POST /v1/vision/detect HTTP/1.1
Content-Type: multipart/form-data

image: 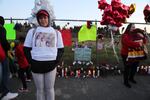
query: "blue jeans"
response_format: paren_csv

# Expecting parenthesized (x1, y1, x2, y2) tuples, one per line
(0, 57, 10, 97)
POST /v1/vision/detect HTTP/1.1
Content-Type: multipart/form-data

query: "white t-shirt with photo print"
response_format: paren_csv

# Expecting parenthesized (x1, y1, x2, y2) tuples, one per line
(24, 26, 64, 61)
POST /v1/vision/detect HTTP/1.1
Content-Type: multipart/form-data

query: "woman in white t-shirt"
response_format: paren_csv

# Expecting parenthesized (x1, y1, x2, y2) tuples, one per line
(24, 9, 64, 100)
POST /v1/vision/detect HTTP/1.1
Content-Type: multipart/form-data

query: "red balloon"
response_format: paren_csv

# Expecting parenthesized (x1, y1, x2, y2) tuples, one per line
(111, 0, 121, 3)
(98, 0, 134, 27)
(143, 4, 150, 16)
(103, 16, 113, 22)
(143, 4, 150, 22)
(116, 23, 122, 27)
(104, 5, 112, 12)
(114, 15, 123, 22)
(120, 4, 129, 15)
(112, 10, 120, 16)
(103, 5, 112, 16)
(109, 20, 116, 25)
(100, 19, 108, 25)
(98, 0, 109, 10)
(111, 1, 122, 10)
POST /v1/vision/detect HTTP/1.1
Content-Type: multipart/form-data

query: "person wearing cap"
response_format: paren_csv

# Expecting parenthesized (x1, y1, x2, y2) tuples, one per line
(121, 23, 147, 88)
(87, 21, 92, 29)
(0, 16, 18, 100)
(24, 9, 64, 100)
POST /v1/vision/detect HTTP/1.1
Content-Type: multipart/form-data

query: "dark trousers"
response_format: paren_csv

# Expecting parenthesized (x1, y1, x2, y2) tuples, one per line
(122, 55, 139, 83)
(18, 67, 31, 89)
(9, 58, 17, 75)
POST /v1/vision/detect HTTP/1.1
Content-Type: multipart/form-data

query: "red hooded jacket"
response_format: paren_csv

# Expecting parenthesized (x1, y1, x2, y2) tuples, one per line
(120, 32, 142, 56)
(15, 43, 29, 69)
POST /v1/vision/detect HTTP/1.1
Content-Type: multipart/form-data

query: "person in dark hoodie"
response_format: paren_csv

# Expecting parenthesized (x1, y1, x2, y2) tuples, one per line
(24, 9, 64, 100)
(0, 16, 18, 100)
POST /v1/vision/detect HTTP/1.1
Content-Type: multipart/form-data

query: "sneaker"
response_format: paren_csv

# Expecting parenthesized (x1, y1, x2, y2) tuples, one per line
(1, 92, 18, 100)
(18, 88, 29, 93)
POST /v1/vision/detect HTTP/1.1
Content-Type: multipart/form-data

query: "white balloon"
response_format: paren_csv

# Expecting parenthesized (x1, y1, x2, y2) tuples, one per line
(29, 0, 55, 26)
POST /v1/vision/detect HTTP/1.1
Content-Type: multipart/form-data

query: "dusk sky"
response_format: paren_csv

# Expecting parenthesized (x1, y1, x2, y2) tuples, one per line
(0, 0, 150, 31)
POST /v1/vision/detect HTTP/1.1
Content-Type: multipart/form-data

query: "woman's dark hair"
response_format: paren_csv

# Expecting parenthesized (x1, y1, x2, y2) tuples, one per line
(124, 23, 134, 34)
(36, 9, 50, 26)
(132, 28, 144, 34)
(19, 36, 25, 43)
(0, 16, 5, 26)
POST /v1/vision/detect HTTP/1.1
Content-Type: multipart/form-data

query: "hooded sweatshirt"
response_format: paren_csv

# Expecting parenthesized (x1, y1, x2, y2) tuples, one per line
(0, 16, 10, 54)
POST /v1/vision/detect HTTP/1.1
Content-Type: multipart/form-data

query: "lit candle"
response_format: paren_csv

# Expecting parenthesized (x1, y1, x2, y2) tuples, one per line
(148, 66, 150, 75)
(93, 70, 95, 78)
(75, 70, 78, 78)
(144, 66, 148, 74)
(137, 66, 140, 72)
(88, 70, 92, 77)
(78, 70, 81, 78)
(118, 70, 121, 74)
(70, 71, 74, 77)
(65, 67, 68, 78)
(97, 69, 100, 77)
(62, 68, 64, 77)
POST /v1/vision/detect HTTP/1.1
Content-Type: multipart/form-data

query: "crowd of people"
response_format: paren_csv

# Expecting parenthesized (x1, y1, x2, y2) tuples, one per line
(0, 8, 149, 100)
(0, 16, 19, 100)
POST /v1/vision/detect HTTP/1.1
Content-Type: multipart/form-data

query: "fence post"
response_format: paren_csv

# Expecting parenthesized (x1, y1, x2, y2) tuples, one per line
(95, 20, 98, 67)
(10, 17, 13, 23)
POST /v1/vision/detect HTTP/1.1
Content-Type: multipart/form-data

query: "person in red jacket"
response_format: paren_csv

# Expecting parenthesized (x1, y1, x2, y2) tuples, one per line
(121, 23, 146, 88)
(0, 16, 18, 100)
(15, 36, 31, 92)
